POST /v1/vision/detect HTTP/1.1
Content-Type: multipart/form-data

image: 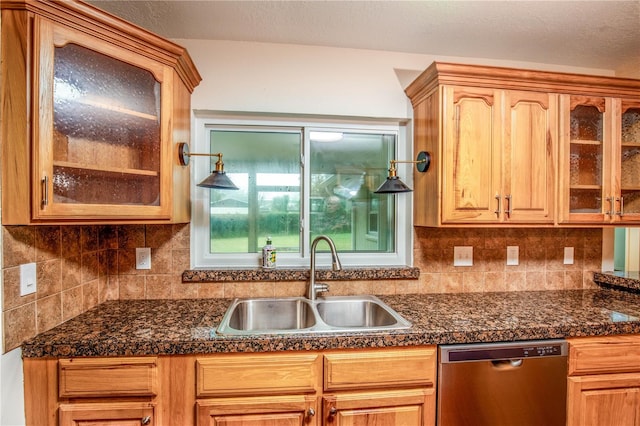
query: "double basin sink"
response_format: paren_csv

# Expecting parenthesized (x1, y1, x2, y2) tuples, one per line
(216, 295, 411, 335)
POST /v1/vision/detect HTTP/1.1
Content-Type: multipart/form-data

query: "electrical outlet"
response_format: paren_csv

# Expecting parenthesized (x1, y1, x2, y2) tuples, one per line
(564, 247, 574, 265)
(136, 247, 151, 270)
(454, 246, 473, 267)
(506, 246, 519, 266)
(20, 263, 37, 296)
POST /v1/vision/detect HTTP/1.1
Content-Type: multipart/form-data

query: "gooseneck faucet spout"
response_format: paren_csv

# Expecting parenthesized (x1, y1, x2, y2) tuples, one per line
(307, 235, 342, 301)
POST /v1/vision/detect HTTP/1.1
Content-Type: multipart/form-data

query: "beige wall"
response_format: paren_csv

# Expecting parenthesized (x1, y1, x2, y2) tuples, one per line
(1, 223, 601, 352)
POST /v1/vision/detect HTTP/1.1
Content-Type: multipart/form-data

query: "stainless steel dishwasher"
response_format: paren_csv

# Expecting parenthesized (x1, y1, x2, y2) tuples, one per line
(438, 339, 568, 426)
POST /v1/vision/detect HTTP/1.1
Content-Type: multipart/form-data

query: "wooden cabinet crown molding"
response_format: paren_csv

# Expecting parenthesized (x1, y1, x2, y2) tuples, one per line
(1, 0, 201, 92)
(406, 62, 640, 106)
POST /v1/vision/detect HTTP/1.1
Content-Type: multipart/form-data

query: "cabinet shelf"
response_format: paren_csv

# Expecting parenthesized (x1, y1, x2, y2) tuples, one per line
(570, 184, 602, 190)
(570, 139, 602, 145)
(54, 161, 159, 177)
(76, 98, 158, 121)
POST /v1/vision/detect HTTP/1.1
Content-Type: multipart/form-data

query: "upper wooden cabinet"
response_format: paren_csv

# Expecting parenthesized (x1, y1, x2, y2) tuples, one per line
(408, 68, 556, 226)
(558, 96, 640, 224)
(406, 62, 640, 227)
(1, 0, 201, 224)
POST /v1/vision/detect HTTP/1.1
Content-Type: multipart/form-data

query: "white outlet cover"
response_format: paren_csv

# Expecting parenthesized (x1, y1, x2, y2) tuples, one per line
(136, 247, 151, 270)
(564, 247, 574, 265)
(506, 246, 519, 266)
(454, 246, 473, 267)
(20, 262, 37, 296)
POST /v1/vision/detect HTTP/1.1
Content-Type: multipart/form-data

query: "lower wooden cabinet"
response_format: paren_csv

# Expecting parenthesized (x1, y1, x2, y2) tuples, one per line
(59, 402, 156, 426)
(322, 389, 434, 425)
(196, 395, 318, 426)
(23, 347, 436, 426)
(567, 335, 640, 426)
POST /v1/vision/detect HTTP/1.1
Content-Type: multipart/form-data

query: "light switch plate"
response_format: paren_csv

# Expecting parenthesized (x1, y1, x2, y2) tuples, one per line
(454, 246, 473, 267)
(564, 247, 574, 265)
(20, 262, 37, 296)
(136, 247, 151, 270)
(506, 246, 519, 266)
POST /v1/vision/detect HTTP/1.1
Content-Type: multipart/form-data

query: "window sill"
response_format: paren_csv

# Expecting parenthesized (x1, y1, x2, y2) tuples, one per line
(182, 267, 419, 283)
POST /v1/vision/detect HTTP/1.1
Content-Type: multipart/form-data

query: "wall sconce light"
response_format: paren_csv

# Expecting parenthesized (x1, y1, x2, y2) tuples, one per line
(178, 142, 239, 190)
(374, 151, 431, 194)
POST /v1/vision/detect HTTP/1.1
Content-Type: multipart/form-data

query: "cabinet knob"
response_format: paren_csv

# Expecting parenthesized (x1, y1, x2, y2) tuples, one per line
(141, 416, 151, 425)
(494, 194, 501, 216)
(329, 406, 338, 417)
(505, 194, 512, 216)
(307, 408, 315, 417)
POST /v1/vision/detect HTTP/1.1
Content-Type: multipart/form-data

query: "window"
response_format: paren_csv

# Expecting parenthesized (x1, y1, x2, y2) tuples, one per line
(191, 114, 412, 268)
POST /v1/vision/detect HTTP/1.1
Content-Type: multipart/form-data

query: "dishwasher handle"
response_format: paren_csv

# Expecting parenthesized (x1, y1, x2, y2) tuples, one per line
(491, 359, 523, 369)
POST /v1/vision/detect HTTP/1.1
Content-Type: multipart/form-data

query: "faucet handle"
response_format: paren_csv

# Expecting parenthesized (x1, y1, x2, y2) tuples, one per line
(315, 283, 330, 293)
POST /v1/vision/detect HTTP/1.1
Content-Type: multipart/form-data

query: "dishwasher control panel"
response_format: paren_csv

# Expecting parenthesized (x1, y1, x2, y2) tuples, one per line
(441, 339, 568, 363)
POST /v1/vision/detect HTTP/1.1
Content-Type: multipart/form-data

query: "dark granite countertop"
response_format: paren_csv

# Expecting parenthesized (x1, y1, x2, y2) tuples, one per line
(594, 271, 640, 293)
(22, 288, 640, 358)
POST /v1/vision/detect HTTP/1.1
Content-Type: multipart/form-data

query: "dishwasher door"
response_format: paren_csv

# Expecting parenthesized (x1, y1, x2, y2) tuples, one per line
(438, 340, 568, 426)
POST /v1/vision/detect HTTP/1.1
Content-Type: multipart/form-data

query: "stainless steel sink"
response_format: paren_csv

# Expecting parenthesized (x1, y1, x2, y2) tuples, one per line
(221, 298, 316, 333)
(315, 296, 401, 327)
(216, 295, 411, 335)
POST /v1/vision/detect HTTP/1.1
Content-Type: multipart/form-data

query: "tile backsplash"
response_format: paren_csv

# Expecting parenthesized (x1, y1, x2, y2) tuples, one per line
(1, 224, 601, 351)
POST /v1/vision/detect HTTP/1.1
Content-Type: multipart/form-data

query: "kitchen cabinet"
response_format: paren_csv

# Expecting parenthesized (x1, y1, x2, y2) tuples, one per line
(406, 64, 556, 226)
(24, 357, 160, 426)
(406, 62, 640, 227)
(59, 403, 156, 426)
(23, 347, 437, 426)
(567, 335, 640, 426)
(0, 0, 201, 224)
(558, 96, 640, 224)
(195, 353, 321, 426)
(321, 349, 436, 425)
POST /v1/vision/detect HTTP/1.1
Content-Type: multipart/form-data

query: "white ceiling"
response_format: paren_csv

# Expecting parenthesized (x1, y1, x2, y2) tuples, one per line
(87, 0, 640, 73)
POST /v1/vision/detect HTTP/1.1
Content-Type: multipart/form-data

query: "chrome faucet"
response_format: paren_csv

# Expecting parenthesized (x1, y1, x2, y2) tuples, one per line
(307, 235, 342, 301)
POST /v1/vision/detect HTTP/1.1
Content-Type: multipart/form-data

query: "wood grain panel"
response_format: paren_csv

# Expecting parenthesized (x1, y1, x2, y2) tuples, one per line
(323, 347, 436, 391)
(58, 357, 158, 398)
(568, 335, 640, 376)
(196, 353, 321, 397)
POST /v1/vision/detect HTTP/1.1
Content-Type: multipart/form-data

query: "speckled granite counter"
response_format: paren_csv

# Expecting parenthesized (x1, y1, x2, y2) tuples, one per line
(594, 271, 640, 293)
(22, 288, 640, 358)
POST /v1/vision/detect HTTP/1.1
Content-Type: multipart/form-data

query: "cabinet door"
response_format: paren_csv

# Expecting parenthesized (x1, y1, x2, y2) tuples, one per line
(558, 95, 614, 223)
(33, 16, 173, 221)
(441, 86, 502, 223)
(59, 402, 155, 426)
(503, 91, 556, 223)
(323, 389, 434, 426)
(616, 100, 640, 222)
(567, 374, 640, 426)
(196, 395, 319, 426)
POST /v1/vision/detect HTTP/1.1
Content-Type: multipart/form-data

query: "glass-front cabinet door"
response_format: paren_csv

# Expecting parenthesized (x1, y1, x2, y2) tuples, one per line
(33, 17, 172, 221)
(559, 95, 613, 223)
(618, 100, 640, 221)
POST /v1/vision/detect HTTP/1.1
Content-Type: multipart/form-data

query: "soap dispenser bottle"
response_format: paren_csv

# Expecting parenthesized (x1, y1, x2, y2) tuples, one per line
(262, 237, 276, 269)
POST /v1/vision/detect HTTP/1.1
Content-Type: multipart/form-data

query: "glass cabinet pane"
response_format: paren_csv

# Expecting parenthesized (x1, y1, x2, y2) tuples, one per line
(569, 105, 604, 213)
(620, 107, 640, 215)
(52, 43, 161, 206)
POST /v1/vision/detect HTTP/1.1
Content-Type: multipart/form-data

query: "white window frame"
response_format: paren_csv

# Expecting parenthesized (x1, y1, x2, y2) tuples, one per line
(190, 111, 413, 269)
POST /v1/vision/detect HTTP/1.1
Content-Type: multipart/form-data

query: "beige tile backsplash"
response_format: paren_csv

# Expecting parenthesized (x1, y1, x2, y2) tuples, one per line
(1, 224, 602, 351)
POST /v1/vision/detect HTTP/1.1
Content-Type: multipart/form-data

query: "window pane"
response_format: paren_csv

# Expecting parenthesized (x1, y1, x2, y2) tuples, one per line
(310, 132, 395, 252)
(208, 130, 301, 254)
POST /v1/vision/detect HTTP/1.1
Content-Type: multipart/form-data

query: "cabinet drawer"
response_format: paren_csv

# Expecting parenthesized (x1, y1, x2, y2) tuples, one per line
(324, 347, 436, 391)
(196, 353, 321, 397)
(58, 357, 158, 398)
(568, 335, 640, 376)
